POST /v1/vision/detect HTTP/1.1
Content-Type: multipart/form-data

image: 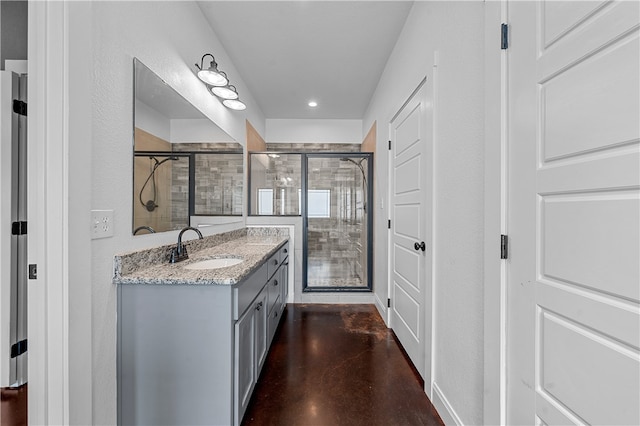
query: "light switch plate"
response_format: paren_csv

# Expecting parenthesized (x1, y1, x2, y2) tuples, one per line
(91, 209, 114, 239)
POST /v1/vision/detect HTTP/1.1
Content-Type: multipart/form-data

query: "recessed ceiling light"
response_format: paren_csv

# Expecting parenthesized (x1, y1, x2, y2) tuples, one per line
(308, 101, 318, 107)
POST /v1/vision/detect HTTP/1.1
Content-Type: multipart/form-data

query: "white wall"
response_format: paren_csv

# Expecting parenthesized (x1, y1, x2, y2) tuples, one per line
(135, 99, 171, 141)
(170, 118, 236, 143)
(363, 2, 485, 424)
(266, 118, 362, 143)
(89, 2, 265, 423)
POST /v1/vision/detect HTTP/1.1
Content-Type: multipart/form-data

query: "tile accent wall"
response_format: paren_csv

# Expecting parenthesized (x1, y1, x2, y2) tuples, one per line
(173, 142, 241, 152)
(171, 143, 244, 219)
(193, 154, 243, 215)
(265, 142, 361, 152)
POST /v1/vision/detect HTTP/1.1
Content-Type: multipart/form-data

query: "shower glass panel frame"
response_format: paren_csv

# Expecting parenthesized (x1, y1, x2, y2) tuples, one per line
(303, 153, 373, 292)
(248, 152, 303, 216)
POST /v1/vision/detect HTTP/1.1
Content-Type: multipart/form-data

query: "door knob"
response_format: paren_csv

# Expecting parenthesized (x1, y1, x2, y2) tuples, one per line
(414, 241, 426, 251)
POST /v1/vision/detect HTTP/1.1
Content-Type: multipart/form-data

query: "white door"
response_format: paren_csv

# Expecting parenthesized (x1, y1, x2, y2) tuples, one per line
(389, 80, 433, 385)
(507, 1, 640, 424)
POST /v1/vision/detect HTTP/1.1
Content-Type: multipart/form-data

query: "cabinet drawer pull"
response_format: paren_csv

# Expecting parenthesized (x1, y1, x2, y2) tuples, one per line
(283, 248, 288, 254)
(274, 280, 278, 286)
(273, 259, 279, 265)
(256, 301, 263, 311)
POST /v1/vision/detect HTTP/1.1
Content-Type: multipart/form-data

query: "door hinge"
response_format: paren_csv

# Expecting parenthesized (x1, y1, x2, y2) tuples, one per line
(387, 298, 391, 308)
(12, 99, 27, 116)
(28, 264, 37, 280)
(500, 234, 509, 259)
(10, 339, 27, 358)
(501, 23, 509, 50)
(11, 221, 27, 236)
(388, 140, 391, 150)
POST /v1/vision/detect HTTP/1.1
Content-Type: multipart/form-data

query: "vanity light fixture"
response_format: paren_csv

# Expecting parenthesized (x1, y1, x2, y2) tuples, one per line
(222, 98, 247, 111)
(195, 54, 228, 86)
(195, 53, 247, 111)
(209, 84, 239, 100)
(308, 101, 318, 107)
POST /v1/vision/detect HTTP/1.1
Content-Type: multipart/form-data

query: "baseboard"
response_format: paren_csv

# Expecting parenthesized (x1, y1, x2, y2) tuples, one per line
(432, 382, 463, 426)
(373, 293, 388, 324)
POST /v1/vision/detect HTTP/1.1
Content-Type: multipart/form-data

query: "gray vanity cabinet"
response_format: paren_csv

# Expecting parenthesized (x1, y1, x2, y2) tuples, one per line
(118, 240, 289, 426)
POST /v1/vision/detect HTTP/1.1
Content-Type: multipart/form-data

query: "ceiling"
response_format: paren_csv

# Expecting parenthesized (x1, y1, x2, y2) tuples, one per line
(135, 59, 235, 141)
(197, 1, 414, 120)
(135, 58, 206, 119)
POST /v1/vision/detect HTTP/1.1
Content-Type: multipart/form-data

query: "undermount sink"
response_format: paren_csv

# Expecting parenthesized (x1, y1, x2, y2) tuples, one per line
(183, 258, 244, 270)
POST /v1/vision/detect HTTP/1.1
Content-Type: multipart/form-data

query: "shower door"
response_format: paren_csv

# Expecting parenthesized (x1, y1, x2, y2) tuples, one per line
(303, 154, 372, 291)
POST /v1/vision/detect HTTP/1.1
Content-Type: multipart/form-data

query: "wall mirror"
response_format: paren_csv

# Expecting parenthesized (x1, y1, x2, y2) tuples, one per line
(133, 58, 244, 236)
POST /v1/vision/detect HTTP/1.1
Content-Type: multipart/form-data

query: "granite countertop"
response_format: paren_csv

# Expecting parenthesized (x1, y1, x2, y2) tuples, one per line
(113, 228, 289, 286)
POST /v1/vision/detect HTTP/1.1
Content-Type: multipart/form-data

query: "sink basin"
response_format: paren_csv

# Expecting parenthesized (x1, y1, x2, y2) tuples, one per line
(183, 258, 244, 270)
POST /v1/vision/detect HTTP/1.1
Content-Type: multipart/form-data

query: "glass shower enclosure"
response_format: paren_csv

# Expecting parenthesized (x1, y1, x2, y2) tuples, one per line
(303, 154, 373, 291)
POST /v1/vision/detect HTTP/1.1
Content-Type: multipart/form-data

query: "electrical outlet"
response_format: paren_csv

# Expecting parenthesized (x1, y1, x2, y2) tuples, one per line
(91, 209, 114, 239)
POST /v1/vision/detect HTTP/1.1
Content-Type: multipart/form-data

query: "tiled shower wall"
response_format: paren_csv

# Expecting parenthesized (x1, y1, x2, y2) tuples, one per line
(307, 157, 368, 286)
(265, 142, 361, 152)
(172, 143, 243, 221)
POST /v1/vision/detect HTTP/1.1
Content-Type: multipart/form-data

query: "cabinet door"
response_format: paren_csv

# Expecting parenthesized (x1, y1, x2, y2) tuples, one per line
(234, 305, 255, 424)
(255, 287, 269, 374)
(280, 262, 289, 312)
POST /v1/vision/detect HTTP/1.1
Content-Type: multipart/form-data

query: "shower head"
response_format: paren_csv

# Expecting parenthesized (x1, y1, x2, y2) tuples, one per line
(152, 156, 179, 167)
(340, 157, 365, 166)
(339, 157, 368, 213)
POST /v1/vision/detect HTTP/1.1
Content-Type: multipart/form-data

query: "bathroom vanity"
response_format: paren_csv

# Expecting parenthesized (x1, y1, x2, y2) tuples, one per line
(114, 228, 289, 426)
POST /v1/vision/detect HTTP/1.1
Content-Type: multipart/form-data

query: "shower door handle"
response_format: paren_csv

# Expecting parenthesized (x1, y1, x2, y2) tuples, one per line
(414, 241, 426, 252)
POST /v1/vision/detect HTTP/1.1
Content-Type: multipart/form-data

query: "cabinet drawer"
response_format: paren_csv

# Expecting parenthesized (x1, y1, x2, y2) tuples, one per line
(234, 263, 267, 320)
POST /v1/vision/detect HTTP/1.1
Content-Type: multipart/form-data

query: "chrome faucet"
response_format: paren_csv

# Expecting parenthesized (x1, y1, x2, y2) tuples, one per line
(169, 226, 203, 263)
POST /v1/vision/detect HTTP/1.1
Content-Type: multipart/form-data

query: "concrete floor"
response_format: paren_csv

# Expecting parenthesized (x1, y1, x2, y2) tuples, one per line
(243, 304, 443, 426)
(0, 384, 27, 426)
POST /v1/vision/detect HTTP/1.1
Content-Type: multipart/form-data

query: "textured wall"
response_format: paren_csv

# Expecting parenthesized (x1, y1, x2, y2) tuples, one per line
(363, 2, 485, 424)
(90, 3, 264, 423)
(266, 119, 362, 143)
